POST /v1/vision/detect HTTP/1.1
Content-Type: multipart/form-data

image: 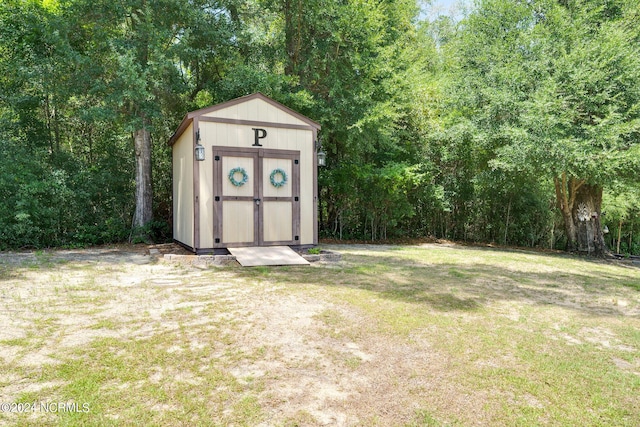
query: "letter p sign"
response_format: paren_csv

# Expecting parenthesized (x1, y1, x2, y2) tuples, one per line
(252, 128, 267, 146)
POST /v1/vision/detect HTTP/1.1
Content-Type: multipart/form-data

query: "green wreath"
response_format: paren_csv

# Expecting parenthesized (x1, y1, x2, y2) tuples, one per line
(228, 167, 249, 187)
(270, 168, 288, 188)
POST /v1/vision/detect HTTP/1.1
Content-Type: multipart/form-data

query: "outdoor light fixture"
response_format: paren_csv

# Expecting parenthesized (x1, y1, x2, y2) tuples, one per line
(317, 150, 326, 167)
(316, 137, 326, 167)
(194, 130, 205, 161)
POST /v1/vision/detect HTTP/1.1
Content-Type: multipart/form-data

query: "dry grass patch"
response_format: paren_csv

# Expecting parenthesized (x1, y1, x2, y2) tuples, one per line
(0, 244, 639, 426)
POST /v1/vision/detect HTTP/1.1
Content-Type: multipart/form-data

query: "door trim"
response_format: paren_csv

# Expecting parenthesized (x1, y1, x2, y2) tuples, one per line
(212, 146, 300, 248)
(212, 148, 259, 248)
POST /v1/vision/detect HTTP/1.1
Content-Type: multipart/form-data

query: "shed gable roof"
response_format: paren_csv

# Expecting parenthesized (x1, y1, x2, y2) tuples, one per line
(168, 93, 321, 146)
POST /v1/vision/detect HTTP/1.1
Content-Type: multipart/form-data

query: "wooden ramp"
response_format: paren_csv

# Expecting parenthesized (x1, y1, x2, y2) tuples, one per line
(228, 246, 310, 267)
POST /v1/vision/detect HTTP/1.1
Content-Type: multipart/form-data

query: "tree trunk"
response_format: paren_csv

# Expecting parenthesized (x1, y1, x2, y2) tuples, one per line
(554, 174, 608, 257)
(133, 126, 153, 230)
(617, 219, 623, 254)
(284, 0, 303, 76)
(554, 173, 579, 251)
(572, 183, 607, 256)
(504, 197, 511, 245)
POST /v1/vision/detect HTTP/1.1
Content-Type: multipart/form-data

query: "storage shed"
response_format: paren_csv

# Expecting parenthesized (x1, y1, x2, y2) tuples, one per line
(168, 93, 321, 254)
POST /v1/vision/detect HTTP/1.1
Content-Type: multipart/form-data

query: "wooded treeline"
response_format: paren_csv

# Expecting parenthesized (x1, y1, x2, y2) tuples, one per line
(1, 0, 639, 255)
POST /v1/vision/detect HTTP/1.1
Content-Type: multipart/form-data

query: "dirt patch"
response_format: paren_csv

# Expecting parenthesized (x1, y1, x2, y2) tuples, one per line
(0, 247, 446, 425)
(1, 244, 639, 426)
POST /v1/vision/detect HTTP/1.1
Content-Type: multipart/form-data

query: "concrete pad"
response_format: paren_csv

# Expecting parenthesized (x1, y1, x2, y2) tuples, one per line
(228, 246, 310, 267)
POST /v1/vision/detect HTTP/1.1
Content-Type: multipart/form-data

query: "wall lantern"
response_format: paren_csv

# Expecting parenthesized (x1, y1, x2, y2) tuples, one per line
(195, 130, 205, 161)
(316, 137, 326, 167)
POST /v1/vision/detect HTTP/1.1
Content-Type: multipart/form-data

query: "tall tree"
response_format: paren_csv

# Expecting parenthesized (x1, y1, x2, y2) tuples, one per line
(254, 0, 438, 238)
(78, 0, 184, 231)
(448, 0, 640, 255)
(0, 0, 250, 248)
(66, 0, 239, 234)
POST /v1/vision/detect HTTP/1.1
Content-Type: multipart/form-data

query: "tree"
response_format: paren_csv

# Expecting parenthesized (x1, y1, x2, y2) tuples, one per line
(602, 185, 640, 254)
(254, 0, 440, 238)
(0, 0, 244, 246)
(65, 0, 242, 235)
(448, 0, 640, 256)
(66, 0, 169, 232)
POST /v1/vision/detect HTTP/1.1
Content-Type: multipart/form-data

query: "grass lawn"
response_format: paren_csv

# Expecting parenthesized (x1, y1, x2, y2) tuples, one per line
(0, 243, 639, 426)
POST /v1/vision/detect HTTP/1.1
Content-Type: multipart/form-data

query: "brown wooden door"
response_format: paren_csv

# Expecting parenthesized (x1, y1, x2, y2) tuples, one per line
(213, 147, 300, 248)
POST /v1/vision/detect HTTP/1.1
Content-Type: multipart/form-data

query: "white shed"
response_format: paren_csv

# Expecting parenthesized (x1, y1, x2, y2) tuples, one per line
(168, 93, 321, 254)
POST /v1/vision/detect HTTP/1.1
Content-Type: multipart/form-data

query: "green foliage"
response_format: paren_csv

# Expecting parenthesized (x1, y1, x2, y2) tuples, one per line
(602, 186, 640, 255)
(0, 151, 132, 249)
(436, 0, 640, 251)
(1, 0, 639, 253)
(130, 220, 172, 245)
(321, 161, 436, 240)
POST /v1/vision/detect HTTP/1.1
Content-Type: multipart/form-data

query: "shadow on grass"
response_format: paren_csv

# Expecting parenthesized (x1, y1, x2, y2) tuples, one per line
(386, 291, 481, 311)
(2, 244, 638, 317)
(240, 245, 640, 317)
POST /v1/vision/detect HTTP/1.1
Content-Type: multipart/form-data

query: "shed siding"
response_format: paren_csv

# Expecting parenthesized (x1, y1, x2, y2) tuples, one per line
(172, 123, 194, 248)
(202, 98, 310, 127)
(198, 121, 314, 246)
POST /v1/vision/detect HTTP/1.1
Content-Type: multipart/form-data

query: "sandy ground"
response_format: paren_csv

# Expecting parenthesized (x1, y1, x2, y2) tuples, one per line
(1, 244, 639, 426)
(1, 245, 446, 425)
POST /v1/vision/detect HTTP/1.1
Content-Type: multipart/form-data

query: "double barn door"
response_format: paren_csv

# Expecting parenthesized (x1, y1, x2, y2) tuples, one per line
(213, 147, 300, 248)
